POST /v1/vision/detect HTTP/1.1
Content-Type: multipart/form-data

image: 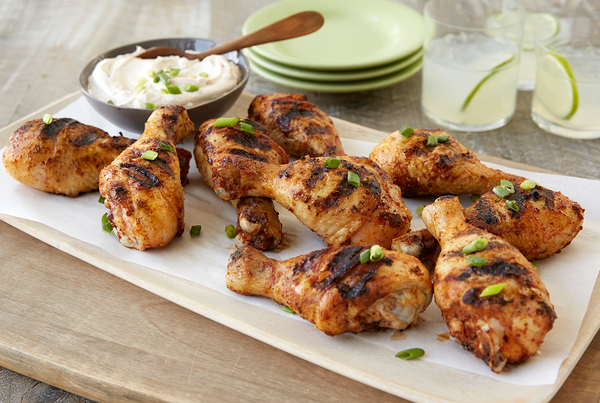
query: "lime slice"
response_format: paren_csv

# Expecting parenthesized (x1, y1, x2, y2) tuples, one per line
(522, 13, 560, 50)
(535, 51, 578, 120)
(461, 55, 515, 112)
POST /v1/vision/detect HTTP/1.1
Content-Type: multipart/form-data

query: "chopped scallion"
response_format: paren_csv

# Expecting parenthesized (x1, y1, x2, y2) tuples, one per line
(324, 157, 341, 169)
(520, 179, 536, 191)
(470, 194, 480, 203)
(347, 171, 360, 187)
(165, 68, 180, 76)
(161, 89, 169, 94)
(395, 348, 424, 360)
(466, 256, 488, 267)
(360, 248, 371, 264)
(225, 224, 236, 239)
(136, 76, 147, 85)
(531, 262, 538, 273)
(159, 141, 174, 152)
(239, 121, 255, 134)
(147, 69, 156, 77)
(190, 225, 202, 236)
(141, 150, 158, 161)
(370, 245, 384, 262)
(415, 205, 425, 215)
(426, 134, 439, 147)
(98, 195, 105, 204)
(479, 283, 506, 297)
(282, 306, 296, 314)
(42, 113, 53, 125)
(399, 124, 414, 139)
(166, 85, 181, 94)
(134, 84, 145, 93)
(500, 179, 515, 194)
(101, 212, 113, 233)
(462, 238, 488, 254)
(214, 117, 239, 127)
(189, 74, 198, 78)
(145, 103, 155, 110)
(158, 71, 171, 85)
(506, 200, 519, 211)
(200, 72, 208, 77)
(107, 100, 115, 105)
(184, 83, 199, 92)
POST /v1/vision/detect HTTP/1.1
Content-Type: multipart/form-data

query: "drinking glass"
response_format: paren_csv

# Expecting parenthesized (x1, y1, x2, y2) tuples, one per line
(421, 0, 525, 132)
(531, 16, 600, 139)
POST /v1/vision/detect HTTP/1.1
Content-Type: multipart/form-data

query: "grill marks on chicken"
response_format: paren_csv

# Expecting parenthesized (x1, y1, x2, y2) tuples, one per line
(422, 196, 556, 373)
(99, 106, 195, 250)
(248, 93, 346, 157)
(194, 118, 289, 250)
(226, 245, 432, 336)
(369, 129, 525, 197)
(210, 155, 412, 248)
(465, 181, 584, 260)
(3, 118, 134, 197)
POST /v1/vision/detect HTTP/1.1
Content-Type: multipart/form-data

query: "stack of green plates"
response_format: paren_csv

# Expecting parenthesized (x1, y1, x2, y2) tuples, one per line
(242, 0, 424, 93)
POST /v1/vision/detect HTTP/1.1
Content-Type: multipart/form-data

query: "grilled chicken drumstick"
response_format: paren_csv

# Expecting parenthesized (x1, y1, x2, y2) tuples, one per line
(369, 128, 525, 197)
(99, 105, 195, 250)
(210, 155, 412, 248)
(248, 93, 346, 157)
(194, 118, 289, 250)
(422, 196, 556, 373)
(227, 245, 432, 336)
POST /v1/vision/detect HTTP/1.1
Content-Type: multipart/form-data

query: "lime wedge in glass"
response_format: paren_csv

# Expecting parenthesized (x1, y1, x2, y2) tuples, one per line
(522, 13, 560, 50)
(461, 55, 515, 112)
(535, 51, 578, 120)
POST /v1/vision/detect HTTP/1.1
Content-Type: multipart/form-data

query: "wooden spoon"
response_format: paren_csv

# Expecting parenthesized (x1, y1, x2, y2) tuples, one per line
(137, 11, 324, 60)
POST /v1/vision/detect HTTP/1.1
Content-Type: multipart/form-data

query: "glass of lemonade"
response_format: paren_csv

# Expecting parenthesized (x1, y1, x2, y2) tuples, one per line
(531, 17, 600, 139)
(421, 0, 525, 132)
(518, 0, 581, 90)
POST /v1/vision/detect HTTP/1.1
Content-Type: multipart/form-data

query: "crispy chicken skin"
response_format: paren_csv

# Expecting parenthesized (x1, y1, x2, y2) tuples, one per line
(226, 245, 432, 336)
(465, 180, 584, 260)
(99, 106, 195, 250)
(210, 155, 412, 248)
(194, 118, 289, 250)
(248, 93, 346, 157)
(2, 118, 133, 197)
(422, 196, 556, 373)
(369, 128, 525, 197)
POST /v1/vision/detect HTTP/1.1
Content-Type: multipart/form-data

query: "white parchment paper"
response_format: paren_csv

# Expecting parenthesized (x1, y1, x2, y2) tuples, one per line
(1, 96, 598, 386)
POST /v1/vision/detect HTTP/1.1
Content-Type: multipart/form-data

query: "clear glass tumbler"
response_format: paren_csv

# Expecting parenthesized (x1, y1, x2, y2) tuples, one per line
(421, 0, 525, 132)
(531, 17, 600, 139)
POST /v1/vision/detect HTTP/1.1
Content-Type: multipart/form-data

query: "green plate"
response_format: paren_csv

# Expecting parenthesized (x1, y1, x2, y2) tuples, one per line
(244, 47, 422, 82)
(249, 58, 422, 93)
(243, 0, 424, 71)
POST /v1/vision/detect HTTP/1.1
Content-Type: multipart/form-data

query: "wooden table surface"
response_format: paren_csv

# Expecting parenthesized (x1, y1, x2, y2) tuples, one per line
(1, 0, 599, 402)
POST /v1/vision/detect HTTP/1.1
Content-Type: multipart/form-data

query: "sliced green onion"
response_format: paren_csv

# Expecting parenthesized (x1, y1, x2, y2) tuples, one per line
(437, 135, 449, 142)
(395, 348, 425, 360)
(107, 100, 115, 105)
(145, 103, 155, 110)
(466, 256, 488, 267)
(141, 150, 158, 161)
(98, 195, 105, 204)
(239, 121, 255, 134)
(147, 69, 156, 77)
(347, 171, 360, 187)
(190, 225, 202, 236)
(158, 71, 171, 85)
(189, 74, 198, 78)
(427, 135, 439, 147)
(184, 83, 199, 92)
(531, 262, 538, 273)
(479, 283, 506, 297)
(324, 157, 341, 169)
(500, 179, 515, 194)
(399, 124, 414, 139)
(165, 68, 180, 76)
(214, 117, 239, 127)
(370, 245, 384, 262)
(153, 76, 160, 83)
(136, 76, 147, 85)
(520, 179, 536, 191)
(161, 89, 169, 94)
(470, 194, 480, 203)
(134, 84, 145, 93)
(166, 85, 181, 94)
(506, 200, 519, 211)
(159, 141, 174, 152)
(225, 224, 236, 239)
(462, 238, 489, 254)
(199, 72, 208, 77)
(282, 306, 296, 314)
(101, 213, 113, 233)
(360, 248, 371, 264)
(42, 113, 53, 125)
(492, 185, 511, 198)
(415, 205, 425, 215)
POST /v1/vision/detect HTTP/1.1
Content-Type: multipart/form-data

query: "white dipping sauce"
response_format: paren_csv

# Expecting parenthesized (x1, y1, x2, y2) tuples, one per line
(88, 47, 242, 109)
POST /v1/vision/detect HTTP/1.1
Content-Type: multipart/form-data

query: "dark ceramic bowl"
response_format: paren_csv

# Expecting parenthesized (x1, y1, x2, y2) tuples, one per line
(78, 38, 250, 133)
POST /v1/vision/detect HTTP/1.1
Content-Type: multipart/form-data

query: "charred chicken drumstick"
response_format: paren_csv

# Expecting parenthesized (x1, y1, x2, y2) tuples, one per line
(194, 118, 289, 250)
(226, 244, 432, 336)
(99, 105, 195, 250)
(422, 196, 556, 373)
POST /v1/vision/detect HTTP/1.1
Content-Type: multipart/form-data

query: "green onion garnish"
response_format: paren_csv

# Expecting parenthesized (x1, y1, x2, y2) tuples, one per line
(161, 89, 169, 94)
(153, 76, 160, 83)
(462, 238, 488, 254)
(189, 74, 197, 78)
(200, 72, 208, 77)
(506, 200, 519, 211)
(426, 135, 438, 147)
(98, 195, 105, 204)
(42, 114, 53, 125)
(470, 194, 480, 203)
(399, 124, 414, 139)
(184, 83, 199, 92)
(136, 76, 147, 85)
(165, 68, 180, 76)
(492, 185, 511, 198)
(101, 213, 113, 233)
(324, 157, 341, 169)
(347, 171, 360, 187)
(141, 150, 158, 161)
(134, 84, 145, 93)
(395, 348, 425, 360)
(239, 121, 255, 134)
(360, 249, 371, 264)
(147, 69, 156, 77)
(369, 245, 384, 262)
(415, 205, 425, 215)
(225, 224, 236, 239)
(158, 71, 171, 85)
(500, 179, 515, 194)
(145, 103, 155, 110)
(159, 141, 174, 152)
(166, 85, 181, 94)
(214, 117, 239, 127)
(479, 283, 506, 297)
(282, 306, 296, 314)
(466, 256, 488, 267)
(531, 262, 538, 273)
(107, 100, 115, 105)
(520, 179, 536, 191)
(190, 225, 202, 236)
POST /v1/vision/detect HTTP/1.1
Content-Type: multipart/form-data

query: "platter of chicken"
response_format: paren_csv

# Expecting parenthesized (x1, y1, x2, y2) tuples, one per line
(0, 91, 597, 403)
